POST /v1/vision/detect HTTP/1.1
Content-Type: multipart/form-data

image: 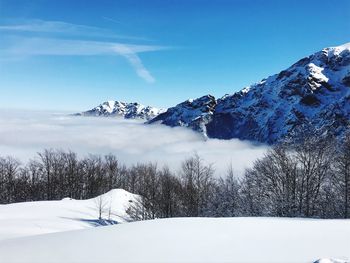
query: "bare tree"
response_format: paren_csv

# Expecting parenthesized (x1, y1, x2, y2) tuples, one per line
(0, 156, 20, 203)
(157, 166, 182, 218)
(95, 195, 107, 221)
(295, 136, 335, 217)
(206, 164, 241, 217)
(239, 145, 298, 217)
(126, 196, 151, 221)
(333, 134, 350, 218)
(180, 154, 215, 216)
(0, 143, 348, 219)
(38, 149, 55, 200)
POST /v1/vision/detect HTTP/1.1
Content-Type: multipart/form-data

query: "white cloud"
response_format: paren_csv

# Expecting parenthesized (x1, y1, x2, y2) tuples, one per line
(4, 37, 166, 56)
(0, 110, 268, 176)
(101, 16, 124, 25)
(0, 20, 165, 83)
(113, 44, 156, 83)
(0, 19, 144, 40)
(0, 20, 103, 33)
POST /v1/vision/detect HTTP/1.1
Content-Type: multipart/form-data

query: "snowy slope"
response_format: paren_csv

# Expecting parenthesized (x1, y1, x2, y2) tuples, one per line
(0, 217, 349, 263)
(148, 95, 216, 136)
(0, 189, 139, 241)
(77, 100, 164, 120)
(207, 43, 350, 143)
(150, 43, 350, 143)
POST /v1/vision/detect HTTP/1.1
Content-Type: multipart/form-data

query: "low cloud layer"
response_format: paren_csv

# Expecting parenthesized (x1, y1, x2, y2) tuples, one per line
(0, 110, 268, 176)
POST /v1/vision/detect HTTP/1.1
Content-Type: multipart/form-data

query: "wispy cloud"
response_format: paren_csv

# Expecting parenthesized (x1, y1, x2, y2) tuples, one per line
(4, 37, 166, 56)
(0, 19, 145, 40)
(0, 20, 103, 33)
(0, 19, 165, 83)
(101, 16, 124, 25)
(112, 44, 156, 83)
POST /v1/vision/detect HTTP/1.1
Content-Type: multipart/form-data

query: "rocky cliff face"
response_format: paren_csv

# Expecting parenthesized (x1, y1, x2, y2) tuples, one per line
(148, 95, 217, 136)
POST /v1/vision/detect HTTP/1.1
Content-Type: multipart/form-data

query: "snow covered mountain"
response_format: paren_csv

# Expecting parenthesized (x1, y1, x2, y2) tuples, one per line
(77, 101, 164, 121)
(148, 95, 217, 135)
(150, 43, 350, 143)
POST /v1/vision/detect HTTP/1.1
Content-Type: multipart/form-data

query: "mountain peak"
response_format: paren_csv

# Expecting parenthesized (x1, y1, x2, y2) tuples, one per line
(77, 100, 165, 121)
(326, 42, 350, 53)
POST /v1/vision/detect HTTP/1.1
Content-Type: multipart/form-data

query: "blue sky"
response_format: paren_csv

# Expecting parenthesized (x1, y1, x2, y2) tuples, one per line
(0, 0, 349, 111)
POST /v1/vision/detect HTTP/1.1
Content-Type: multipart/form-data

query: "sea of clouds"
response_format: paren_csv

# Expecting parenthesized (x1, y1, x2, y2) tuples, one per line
(0, 109, 268, 176)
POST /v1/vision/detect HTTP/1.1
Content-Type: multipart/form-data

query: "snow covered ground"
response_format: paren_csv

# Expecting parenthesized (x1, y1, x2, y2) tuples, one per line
(0, 189, 349, 263)
(0, 216, 349, 262)
(0, 189, 139, 241)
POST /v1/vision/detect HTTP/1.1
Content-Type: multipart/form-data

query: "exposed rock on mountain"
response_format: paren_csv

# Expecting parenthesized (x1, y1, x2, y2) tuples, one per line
(148, 95, 217, 135)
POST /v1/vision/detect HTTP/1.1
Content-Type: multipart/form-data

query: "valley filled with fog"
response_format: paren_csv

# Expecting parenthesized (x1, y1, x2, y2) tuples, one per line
(0, 109, 267, 176)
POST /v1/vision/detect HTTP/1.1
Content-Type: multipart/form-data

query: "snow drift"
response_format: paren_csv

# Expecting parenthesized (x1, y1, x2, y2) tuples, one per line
(0, 217, 349, 263)
(0, 189, 139, 241)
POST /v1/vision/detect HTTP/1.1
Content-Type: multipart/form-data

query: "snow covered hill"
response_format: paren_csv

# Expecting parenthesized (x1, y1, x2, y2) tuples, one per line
(150, 43, 350, 143)
(77, 100, 164, 120)
(0, 189, 140, 241)
(0, 217, 349, 263)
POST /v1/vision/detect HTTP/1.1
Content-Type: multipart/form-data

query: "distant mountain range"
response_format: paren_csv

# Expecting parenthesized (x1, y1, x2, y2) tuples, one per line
(76, 101, 164, 121)
(78, 43, 350, 144)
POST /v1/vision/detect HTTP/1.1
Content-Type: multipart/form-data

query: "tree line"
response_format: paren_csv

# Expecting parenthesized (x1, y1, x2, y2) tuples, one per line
(0, 134, 349, 219)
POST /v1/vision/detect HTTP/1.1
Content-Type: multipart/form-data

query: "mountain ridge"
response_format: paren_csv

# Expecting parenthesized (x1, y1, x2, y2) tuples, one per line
(77, 100, 165, 121)
(77, 43, 350, 144)
(149, 43, 350, 143)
